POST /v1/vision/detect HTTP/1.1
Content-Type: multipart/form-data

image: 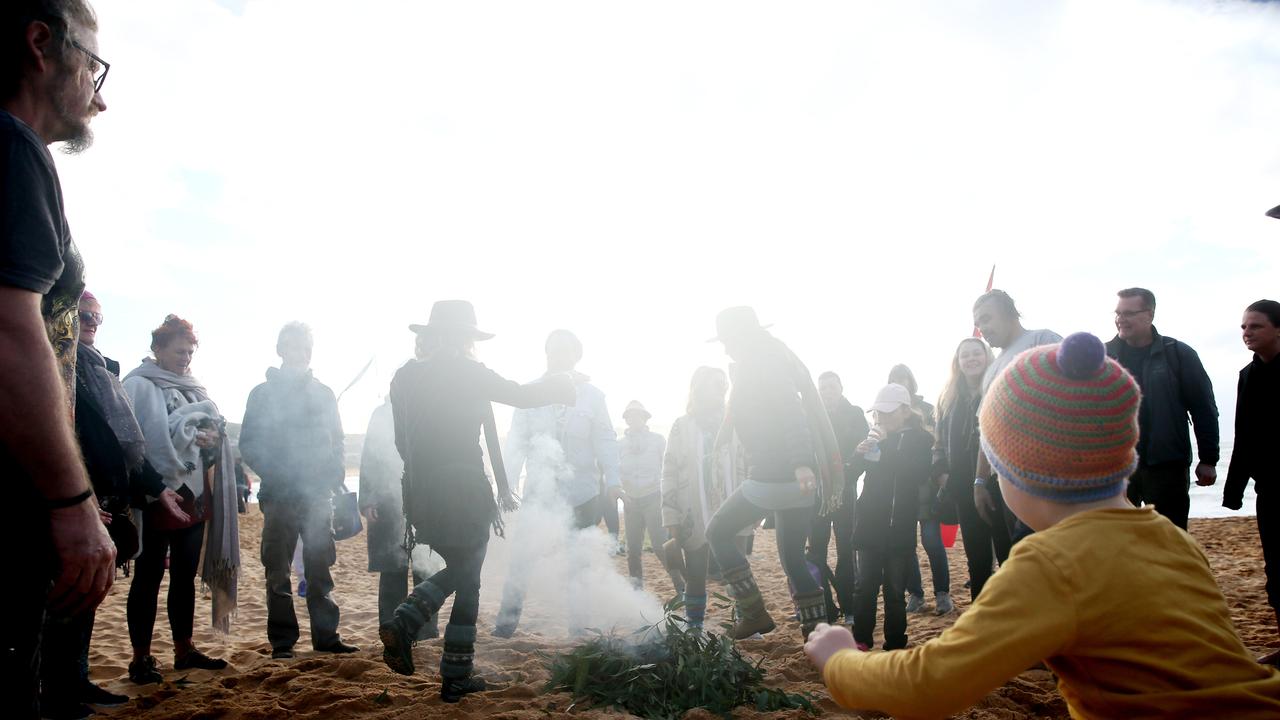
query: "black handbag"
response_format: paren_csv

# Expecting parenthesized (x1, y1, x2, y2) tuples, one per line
(332, 482, 363, 541)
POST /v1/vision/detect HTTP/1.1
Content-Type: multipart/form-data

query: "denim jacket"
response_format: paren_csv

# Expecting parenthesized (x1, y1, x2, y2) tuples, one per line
(506, 372, 620, 508)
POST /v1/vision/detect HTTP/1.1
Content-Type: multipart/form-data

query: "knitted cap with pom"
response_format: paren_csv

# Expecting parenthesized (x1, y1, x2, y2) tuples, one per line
(979, 332, 1141, 504)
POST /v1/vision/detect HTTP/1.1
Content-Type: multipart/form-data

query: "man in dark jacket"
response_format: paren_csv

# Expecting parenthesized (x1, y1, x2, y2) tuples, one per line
(1105, 288, 1219, 530)
(809, 371, 869, 624)
(1224, 299, 1280, 666)
(240, 322, 356, 658)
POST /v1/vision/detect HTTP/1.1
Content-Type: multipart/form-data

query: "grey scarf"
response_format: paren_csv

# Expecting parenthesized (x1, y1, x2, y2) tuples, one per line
(124, 358, 240, 632)
(76, 344, 146, 470)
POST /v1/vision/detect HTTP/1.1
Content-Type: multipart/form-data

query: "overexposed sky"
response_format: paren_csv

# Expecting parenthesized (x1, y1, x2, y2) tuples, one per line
(60, 0, 1280, 446)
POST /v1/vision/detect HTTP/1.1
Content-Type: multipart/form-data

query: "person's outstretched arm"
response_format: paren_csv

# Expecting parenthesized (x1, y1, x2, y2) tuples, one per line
(811, 540, 1075, 718)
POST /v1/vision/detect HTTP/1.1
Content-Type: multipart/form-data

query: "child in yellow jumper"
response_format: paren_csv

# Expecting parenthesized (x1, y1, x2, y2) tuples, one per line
(805, 332, 1280, 719)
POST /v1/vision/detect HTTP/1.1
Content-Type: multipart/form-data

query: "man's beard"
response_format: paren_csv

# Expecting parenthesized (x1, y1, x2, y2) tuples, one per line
(51, 75, 94, 154)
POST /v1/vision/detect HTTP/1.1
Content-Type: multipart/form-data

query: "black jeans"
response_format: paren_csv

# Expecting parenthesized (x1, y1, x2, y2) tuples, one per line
(378, 570, 426, 627)
(1126, 462, 1191, 530)
(128, 519, 205, 649)
(707, 487, 819, 596)
(2, 504, 50, 719)
(852, 547, 913, 650)
(600, 484, 620, 538)
(261, 497, 340, 651)
(1259, 487, 1279, 612)
(957, 482, 1011, 600)
(40, 609, 93, 697)
(411, 542, 489, 627)
(807, 484, 857, 619)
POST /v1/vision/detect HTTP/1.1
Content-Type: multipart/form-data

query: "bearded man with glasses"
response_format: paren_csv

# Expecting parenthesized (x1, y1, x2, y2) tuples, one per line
(1106, 287, 1220, 530)
(0, 2, 112, 717)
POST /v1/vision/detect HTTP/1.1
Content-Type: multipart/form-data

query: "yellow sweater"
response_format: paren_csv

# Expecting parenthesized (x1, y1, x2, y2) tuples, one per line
(823, 507, 1280, 719)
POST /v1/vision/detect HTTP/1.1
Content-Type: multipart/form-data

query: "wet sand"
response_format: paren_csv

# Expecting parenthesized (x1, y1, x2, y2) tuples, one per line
(83, 508, 1276, 719)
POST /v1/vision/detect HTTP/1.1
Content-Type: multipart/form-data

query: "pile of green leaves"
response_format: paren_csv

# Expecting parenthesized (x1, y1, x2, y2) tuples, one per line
(543, 601, 817, 719)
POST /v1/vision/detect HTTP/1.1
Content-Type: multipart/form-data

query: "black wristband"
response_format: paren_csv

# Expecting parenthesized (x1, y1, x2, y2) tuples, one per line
(47, 489, 93, 509)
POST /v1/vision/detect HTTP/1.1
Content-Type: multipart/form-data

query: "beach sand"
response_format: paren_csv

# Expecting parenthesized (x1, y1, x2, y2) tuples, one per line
(81, 508, 1275, 719)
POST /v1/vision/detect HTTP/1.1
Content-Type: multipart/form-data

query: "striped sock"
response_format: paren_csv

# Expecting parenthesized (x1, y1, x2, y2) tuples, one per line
(440, 624, 477, 680)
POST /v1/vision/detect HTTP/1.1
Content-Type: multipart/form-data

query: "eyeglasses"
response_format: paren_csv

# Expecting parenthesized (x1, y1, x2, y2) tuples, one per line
(78, 310, 104, 326)
(1114, 309, 1152, 320)
(69, 40, 109, 93)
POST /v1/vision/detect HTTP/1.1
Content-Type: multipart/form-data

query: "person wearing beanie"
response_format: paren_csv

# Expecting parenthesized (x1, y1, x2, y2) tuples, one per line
(805, 333, 1280, 719)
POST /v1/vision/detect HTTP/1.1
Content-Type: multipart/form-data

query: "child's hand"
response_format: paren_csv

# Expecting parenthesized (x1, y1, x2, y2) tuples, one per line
(804, 623, 859, 673)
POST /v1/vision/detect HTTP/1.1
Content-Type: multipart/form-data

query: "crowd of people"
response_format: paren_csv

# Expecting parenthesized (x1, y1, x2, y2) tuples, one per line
(4, 1, 1280, 718)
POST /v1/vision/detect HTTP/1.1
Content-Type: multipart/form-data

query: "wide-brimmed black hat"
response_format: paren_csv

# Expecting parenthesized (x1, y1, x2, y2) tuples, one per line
(708, 306, 772, 343)
(1267, 204, 1280, 220)
(409, 300, 495, 340)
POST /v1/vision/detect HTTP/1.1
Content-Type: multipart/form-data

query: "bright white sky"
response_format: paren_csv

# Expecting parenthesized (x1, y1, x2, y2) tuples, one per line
(61, 0, 1280, 451)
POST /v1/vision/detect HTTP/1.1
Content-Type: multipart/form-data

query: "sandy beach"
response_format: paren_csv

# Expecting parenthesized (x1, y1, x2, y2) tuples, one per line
(80, 506, 1275, 720)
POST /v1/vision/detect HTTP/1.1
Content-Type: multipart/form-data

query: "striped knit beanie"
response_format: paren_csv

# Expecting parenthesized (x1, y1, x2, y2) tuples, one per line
(979, 332, 1140, 504)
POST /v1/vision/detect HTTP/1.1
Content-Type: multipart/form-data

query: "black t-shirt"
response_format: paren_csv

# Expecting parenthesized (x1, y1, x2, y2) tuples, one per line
(1, 109, 86, 486)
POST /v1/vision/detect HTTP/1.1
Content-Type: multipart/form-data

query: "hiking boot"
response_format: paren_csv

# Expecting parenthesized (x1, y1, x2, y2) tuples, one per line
(934, 592, 955, 615)
(128, 656, 163, 685)
(722, 564, 776, 640)
(174, 649, 227, 671)
(379, 616, 417, 676)
(79, 682, 128, 707)
(905, 593, 926, 614)
(440, 675, 487, 703)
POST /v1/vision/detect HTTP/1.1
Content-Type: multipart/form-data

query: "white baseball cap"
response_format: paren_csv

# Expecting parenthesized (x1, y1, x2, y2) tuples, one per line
(869, 383, 912, 413)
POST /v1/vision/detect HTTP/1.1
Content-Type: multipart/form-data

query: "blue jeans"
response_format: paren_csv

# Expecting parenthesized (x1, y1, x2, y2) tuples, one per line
(905, 520, 950, 597)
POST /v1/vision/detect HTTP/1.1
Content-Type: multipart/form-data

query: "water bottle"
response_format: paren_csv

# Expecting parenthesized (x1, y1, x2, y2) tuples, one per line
(864, 439, 881, 463)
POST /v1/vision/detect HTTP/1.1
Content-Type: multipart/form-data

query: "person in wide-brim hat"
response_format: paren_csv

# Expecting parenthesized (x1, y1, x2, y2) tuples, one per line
(409, 300, 495, 340)
(708, 306, 773, 343)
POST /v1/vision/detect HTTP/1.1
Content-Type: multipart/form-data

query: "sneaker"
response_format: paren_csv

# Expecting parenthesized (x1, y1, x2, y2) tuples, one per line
(379, 617, 416, 676)
(174, 649, 228, 671)
(39, 698, 95, 720)
(905, 594, 926, 614)
(934, 592, 955, 615)
(271, 648, 294, 659)
(297, 579, 308, 598)
(128, 655, 163, 685)
(79, 682, 128, 707)
(441, 675, 487, 703)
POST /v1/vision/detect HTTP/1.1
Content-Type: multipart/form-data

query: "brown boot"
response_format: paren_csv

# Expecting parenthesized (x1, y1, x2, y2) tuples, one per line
(723, 564, 776, 639)
(796, 590, 827, 640)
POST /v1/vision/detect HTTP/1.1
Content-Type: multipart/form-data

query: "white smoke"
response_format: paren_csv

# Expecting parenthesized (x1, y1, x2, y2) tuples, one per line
(481, 435, 664, 637)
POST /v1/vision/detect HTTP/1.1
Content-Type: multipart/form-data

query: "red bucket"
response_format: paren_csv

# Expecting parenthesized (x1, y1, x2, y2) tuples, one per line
(940, 523, 959, 549)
